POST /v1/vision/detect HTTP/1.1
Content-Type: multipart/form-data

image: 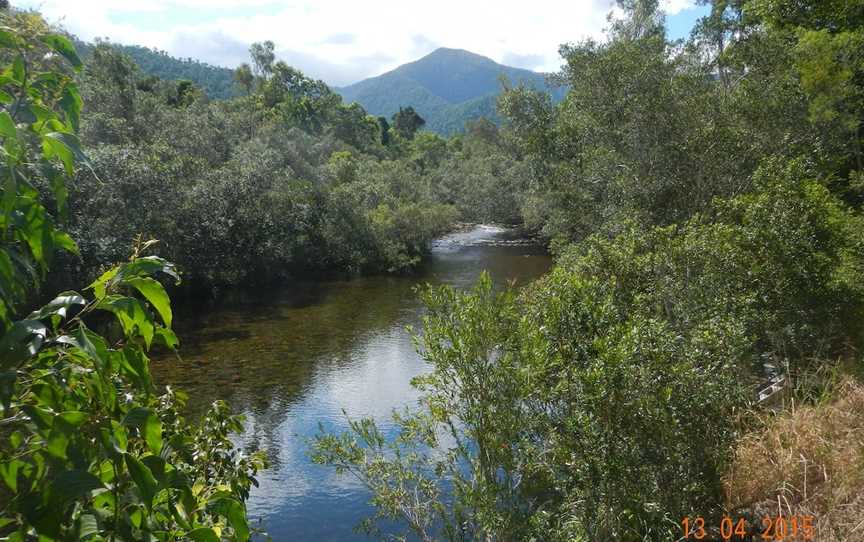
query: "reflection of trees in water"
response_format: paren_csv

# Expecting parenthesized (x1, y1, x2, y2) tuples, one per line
(152, 275, 419, 416)
(150, 236, 551, 465)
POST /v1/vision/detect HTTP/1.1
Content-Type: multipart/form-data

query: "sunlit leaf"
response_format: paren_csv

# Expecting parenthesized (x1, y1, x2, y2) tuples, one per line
(39, 34, 83, 71)
(126, 277, 173, 328)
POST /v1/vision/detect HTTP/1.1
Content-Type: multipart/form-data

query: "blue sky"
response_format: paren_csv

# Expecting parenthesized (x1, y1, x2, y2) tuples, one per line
(18, 1, 711, 86)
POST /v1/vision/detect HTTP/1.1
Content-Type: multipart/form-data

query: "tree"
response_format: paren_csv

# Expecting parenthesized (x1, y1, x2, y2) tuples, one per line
(234, 62, 254, 94)
(249, 40, 275, 79)
(0, 20, 265, 540)
(392, 106, 425, 140)
(377, 115, 391, 145)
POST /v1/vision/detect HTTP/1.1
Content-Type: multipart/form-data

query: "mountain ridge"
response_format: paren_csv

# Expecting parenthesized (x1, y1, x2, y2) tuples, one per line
(336, 48, 563, 135)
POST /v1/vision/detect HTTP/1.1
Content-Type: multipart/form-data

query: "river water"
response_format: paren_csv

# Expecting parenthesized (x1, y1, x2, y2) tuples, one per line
(151, 225, 551, 541)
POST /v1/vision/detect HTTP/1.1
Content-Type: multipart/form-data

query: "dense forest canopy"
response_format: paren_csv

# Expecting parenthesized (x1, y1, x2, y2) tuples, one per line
(0, 0, 863, 540)
(73, 39, 240, 100)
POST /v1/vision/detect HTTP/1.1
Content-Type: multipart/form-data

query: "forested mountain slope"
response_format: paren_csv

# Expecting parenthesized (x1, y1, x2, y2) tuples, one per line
(337, 48, 564, 134)
(74, 39, 239, 99)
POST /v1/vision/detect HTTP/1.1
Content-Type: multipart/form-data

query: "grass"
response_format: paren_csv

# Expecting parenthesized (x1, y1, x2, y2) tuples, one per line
(724, 377, 864, 541)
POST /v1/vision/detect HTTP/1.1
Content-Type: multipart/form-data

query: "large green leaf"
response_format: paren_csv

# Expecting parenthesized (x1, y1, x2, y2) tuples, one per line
(42, 132, 89, 176)
(52, 470, 104, 502)
(27, 291, 85, 323)
(94, 296, 155, 348)
(0, 110, 16, 138)
(122, 256, 180, 282)
(39, 35, 83, 71)
(124, 454, 159, 509)
(126, 277, 172, 328)
(59, 83, 82, 132)
(212, 498, 250, 542)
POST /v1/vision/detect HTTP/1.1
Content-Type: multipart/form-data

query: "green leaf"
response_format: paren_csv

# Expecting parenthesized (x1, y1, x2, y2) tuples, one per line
(186, 528, 220, 542)
(128, 506, 144, 529)
(52, 470, 104, 502)
(0, 111, 16, 138)
(59, 83, 82, 132)
(11, 199, 51, 268)
(122, 256, 180, 282)
(46, 429, 69, 459)
(10, 56, 24, 85)
(154, 327, 179, 349)
(42, 132, 89, 176)
(122, 407, 163, 455)
(0, 28, 21, 48)
(41, 162, 69, 221)
(27, 291, 84, 322)
(94, 296, 155, 348)
(214, 498, 250, 542)
(0, 460, 21, 492)
(39, 35, 83, 71)
(53, 231, 77, 253)
(126, 277, 172, 328)
(124, 454, 158, 509)
(57, 411, 88, 427)
(77, 513, 98, 539)
(88, 267, 119, 300)
(0, 319, 48, 369)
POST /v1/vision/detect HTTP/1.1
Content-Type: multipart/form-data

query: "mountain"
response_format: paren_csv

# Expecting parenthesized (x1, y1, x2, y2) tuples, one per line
(336, 48, 563, 135)
(75, 40, 239, 100)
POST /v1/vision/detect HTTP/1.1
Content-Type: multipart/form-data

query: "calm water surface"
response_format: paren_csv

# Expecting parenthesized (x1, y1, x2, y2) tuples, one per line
(151, 225, 551, 541)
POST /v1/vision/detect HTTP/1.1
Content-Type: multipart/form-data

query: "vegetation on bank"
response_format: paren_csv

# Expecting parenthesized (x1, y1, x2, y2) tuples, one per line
(0, 14, 264, 541)
(313, 0, 864, 540)
(1, 0, 863, 540)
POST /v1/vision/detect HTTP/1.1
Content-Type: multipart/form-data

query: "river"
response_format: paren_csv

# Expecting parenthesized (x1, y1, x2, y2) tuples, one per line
(151, 224, 552, 541)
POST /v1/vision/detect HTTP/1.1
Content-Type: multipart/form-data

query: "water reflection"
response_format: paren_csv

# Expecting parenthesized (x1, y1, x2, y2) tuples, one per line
(151, 225, 551, 541)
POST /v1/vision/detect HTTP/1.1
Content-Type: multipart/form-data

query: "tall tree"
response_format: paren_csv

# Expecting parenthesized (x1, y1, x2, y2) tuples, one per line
(392, 106, 425, 140)
(234, 62, 254, 94)
(249, 40, 275, 79)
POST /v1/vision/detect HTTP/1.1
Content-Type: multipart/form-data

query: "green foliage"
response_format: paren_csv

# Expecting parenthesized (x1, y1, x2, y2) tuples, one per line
(313, 270, 746, 541)
(313, 1, 864, 540)
(0, 19, 264, 541)
(391, 106, 425, 140)
(75, 40, 239, 100)
(55, 40, 467, 287)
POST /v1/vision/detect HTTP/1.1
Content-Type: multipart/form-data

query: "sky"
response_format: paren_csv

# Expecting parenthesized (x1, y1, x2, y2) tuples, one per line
(16, 1, 710, 87)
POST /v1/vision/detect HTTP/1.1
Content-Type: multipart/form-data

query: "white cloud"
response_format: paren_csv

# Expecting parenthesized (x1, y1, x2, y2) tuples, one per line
(16, 0, 698, 86)
(661, 0, 698, 15)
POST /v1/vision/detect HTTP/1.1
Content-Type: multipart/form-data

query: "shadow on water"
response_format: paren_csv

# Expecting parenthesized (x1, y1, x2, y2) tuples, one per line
(150, 224, 551, 541)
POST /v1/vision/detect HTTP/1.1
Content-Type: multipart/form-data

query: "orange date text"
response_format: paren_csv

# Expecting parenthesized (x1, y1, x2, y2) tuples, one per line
(681, 515, 815, 540)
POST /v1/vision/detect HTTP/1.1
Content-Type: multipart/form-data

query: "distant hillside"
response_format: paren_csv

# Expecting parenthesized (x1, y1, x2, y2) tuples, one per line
(336, 48, 563, 135)
(75, 40, 239, 100)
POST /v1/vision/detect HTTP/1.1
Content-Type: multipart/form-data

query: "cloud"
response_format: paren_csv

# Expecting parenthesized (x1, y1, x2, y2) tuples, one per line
(501, 52, 546, 71)
(16, 0, 701, 86)
(661, 0, 698, 16)
(322, 32, 356, 45)
(168, 30, 250, 67)
(410, 34, 439, 57)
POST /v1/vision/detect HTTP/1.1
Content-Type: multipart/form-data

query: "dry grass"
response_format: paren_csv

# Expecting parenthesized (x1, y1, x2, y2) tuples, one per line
(724, 380, 864, 541)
